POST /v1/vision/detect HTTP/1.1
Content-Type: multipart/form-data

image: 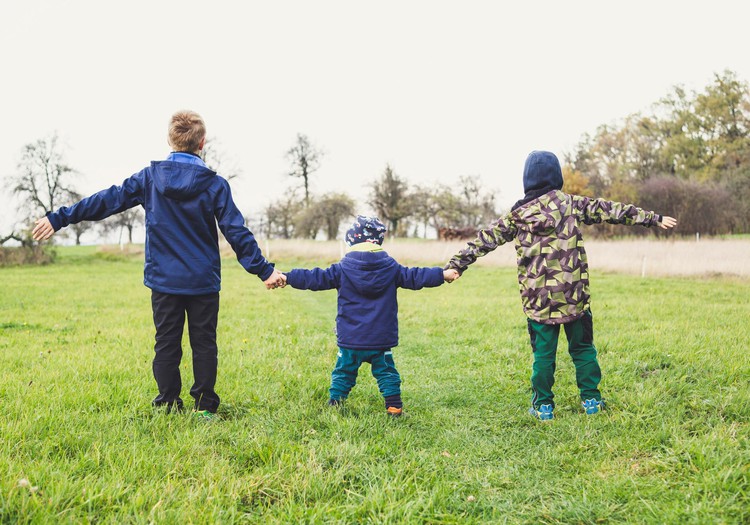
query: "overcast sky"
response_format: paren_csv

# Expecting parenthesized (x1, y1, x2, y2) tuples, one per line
(3, 1, 750, 238)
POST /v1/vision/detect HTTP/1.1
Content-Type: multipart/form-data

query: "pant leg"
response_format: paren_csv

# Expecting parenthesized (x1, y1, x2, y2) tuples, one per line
(370, 350, 402, 399)
(528, 319, 561, 409)
(185, 293, 221, 412)
(151, 291, 186, 410)
(563, 310, 602, 402)
(329, 348, 361, 401)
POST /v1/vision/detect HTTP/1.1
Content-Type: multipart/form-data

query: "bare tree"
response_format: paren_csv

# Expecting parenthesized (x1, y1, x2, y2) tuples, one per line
(11, 133, 79, 223)
(456, 175, 497, 228)
(409, 186, 438, 238)
(201, 137, 242, 181)
(100, 208, 144, 244)
(0, 231, 23, 246)
(286, 133, 322, 206)
(264, 191, 305, 239)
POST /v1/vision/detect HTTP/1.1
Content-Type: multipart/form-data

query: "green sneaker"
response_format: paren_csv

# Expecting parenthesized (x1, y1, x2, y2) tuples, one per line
(193, 410, 218, 422)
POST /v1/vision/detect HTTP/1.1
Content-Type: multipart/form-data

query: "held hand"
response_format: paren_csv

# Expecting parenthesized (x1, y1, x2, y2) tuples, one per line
(32, 217, 55, 241)
(443, 269, 460, 283)
(659, 216, 677, 229)
(264, 269, 286, 290)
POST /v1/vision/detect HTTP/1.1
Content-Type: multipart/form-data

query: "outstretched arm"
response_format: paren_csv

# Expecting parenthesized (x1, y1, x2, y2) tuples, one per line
(397, 266, 445, 290)
(572, 195, 662, 228)
(285, 265, 341, 291)
(445, 215, 517, 274)
(34, 172, 145, 239)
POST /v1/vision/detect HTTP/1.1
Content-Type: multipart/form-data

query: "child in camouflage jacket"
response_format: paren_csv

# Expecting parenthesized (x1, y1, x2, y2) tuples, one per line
(445, 150, 677, 420)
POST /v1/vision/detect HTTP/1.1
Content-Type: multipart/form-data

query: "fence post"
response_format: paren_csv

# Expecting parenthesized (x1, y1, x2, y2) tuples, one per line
(641, 255, 647, 278)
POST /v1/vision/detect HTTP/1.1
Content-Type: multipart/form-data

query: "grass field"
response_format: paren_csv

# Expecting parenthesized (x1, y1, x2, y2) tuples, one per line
(1, 245, 748, 524)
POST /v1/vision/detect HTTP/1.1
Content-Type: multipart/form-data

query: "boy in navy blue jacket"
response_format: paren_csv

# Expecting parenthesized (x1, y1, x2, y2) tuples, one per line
(280, 216, 459, 416)
(32, 110, 284, 419)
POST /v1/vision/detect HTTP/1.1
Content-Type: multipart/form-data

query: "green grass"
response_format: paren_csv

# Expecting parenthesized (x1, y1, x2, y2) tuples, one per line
(1, 247, 748, 524)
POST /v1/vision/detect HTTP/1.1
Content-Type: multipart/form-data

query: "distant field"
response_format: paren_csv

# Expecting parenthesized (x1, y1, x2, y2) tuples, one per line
(241, 237, 750, 278)
(1, 246, 748, 523)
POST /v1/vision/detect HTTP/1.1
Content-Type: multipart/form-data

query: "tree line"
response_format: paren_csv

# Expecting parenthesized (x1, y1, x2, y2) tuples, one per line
(263, 136, 498, 241)
(1, 131, 499, 246)
(3, 69, 749, 249)
(565, 69, 750, 236)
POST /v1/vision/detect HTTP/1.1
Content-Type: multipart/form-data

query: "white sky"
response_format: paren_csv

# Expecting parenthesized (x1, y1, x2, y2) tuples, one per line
(2, 1, 750, 238)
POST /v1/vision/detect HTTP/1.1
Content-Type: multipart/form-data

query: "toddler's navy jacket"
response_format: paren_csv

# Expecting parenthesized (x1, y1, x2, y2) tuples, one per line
(285, 250, 444, 350)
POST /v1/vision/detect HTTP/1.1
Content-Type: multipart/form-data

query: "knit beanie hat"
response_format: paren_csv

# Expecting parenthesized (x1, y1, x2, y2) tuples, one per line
(345, 215, 386, 246)
(522, 150, 563, 194)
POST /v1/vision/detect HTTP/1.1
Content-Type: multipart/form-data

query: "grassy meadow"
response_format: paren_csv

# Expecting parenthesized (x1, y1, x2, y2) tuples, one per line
(1, 244, 748, 524)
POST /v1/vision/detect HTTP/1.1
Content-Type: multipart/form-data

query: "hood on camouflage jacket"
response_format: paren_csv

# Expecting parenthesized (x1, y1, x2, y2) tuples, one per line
(447, 190, 662, 325)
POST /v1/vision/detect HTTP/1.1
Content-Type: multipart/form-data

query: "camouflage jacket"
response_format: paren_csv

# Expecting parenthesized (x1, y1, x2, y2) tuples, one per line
(447, 190, 662, 325)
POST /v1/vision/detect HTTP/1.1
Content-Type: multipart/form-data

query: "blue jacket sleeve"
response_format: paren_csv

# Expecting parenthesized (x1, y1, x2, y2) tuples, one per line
(396, 266, 444, 290)
(46, 171, 145, 231)
(214, 178, 275, 281)
(286, 265, 341, 291)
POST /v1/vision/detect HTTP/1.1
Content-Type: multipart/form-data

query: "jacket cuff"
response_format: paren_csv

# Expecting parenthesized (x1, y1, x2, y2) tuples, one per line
(46, 211, 62, 231)
(258, 263, 275, 281)
(444, 262, 465, 275)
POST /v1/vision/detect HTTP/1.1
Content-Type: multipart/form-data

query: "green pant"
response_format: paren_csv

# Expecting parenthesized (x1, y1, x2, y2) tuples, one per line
(527, 310, 601, 409)
(329, 348, 401, 401)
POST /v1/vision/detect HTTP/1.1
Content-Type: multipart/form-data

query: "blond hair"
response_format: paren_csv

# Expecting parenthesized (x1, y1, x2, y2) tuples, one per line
(168, 110, 206, 152)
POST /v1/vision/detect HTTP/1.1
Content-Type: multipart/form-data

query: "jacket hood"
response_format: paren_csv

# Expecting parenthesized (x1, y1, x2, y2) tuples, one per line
(511, 190, 563, 236)
(151, 160, 217, 201)
(340, 251, 399, 297)
(523, 151, 563, 194)
(512, 151, 563, 210)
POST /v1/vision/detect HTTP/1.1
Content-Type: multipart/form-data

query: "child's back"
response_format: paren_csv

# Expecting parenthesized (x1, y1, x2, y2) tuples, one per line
(447, 150, 676, 420)
(33, 110, 283, 417)
(288, 248, 443, 350)
(283, 215, 454, 415)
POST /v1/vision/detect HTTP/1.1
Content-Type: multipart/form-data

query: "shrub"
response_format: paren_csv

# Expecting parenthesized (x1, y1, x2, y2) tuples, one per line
(638, 176, 736, 236)
(0, 245, 56, 267)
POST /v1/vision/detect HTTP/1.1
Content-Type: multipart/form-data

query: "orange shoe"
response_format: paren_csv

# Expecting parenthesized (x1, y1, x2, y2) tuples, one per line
(386, 406, 403, 417)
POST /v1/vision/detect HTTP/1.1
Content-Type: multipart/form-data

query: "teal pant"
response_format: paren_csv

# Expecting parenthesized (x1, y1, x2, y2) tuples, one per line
(330, 348, 401, 401)
(527, 311, 601, 409)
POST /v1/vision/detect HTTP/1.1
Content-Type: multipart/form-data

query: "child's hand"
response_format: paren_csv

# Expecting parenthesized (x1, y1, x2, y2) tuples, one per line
(264, 269, 286, 290)
(443, 269, 460, 283)
(32, 217, 55, 241)
(659, 216, 677, 229)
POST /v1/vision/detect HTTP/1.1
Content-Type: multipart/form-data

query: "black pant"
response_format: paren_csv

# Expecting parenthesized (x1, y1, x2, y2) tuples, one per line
(151, 291, 221, 412)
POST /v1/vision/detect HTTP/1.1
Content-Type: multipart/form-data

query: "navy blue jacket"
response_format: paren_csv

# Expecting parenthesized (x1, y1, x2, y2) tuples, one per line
(46, 153, 274, 294)
(285, 250, 444, 350)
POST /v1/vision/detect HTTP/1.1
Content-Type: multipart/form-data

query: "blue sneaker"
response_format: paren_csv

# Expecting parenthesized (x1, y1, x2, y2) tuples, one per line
(529, 404, 554, 421)
(582, 398, 605, 415)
